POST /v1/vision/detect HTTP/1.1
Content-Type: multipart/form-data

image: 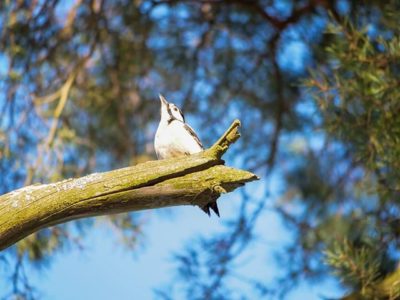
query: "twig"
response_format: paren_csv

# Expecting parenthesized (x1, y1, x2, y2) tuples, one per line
(45, 70, 77, 149)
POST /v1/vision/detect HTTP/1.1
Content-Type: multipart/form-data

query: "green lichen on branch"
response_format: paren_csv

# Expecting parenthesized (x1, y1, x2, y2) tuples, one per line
(0, 120, 258, 251)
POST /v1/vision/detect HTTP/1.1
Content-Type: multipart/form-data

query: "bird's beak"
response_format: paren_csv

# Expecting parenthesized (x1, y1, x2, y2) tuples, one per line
(159, 94, 169, 107)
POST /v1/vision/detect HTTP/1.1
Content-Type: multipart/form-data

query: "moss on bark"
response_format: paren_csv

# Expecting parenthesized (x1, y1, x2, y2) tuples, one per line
(0, 120, 258, 251)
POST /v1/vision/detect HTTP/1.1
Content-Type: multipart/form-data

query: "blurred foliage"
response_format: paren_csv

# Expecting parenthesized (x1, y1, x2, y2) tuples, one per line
(325, 239, 381, 296)
(304, 1, 400, 298)
(1, 0, 400, 299)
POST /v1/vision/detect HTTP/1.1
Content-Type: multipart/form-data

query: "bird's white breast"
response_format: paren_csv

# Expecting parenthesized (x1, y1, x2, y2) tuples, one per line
(154, 120, 203, 159)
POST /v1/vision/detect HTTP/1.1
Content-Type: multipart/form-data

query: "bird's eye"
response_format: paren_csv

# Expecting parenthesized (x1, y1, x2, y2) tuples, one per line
(174, 108, 178, 111)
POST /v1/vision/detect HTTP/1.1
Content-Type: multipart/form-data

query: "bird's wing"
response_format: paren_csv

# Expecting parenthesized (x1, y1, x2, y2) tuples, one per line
(184, 123, 204, 149)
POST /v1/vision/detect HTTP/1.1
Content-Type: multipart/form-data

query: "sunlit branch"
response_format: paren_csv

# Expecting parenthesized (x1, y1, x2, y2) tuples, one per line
(0, 120, 258, 251)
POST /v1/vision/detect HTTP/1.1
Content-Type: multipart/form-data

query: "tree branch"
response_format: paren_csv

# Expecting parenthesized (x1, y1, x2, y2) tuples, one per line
(0, 119, 258, 251)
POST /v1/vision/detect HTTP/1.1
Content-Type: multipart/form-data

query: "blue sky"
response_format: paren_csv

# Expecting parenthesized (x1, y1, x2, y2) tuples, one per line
(2, 194, 342, 299)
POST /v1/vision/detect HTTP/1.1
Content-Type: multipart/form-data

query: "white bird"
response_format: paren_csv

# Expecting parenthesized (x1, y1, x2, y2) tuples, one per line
(154, 94, 220, 217)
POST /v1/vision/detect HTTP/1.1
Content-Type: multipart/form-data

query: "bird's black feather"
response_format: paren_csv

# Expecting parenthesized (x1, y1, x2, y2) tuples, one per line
(183, 124, 203, 149)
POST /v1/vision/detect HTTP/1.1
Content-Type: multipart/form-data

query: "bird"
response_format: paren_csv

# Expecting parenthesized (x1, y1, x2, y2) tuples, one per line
(154, 94, 220, 217)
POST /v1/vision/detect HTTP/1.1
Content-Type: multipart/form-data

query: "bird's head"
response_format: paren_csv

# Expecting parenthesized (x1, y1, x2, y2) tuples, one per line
(159, 94, 185, 123)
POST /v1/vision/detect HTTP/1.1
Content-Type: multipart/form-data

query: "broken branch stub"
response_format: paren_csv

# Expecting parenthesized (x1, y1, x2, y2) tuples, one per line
(205, 119, 241, 159)
(0, 120, 258, 250)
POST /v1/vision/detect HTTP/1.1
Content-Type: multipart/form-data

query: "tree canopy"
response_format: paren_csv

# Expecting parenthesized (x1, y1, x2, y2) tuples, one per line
(0, 0, 399, 299)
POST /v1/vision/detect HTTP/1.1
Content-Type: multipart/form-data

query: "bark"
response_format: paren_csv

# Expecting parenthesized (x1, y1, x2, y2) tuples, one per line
(0, 120, 258, 251)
